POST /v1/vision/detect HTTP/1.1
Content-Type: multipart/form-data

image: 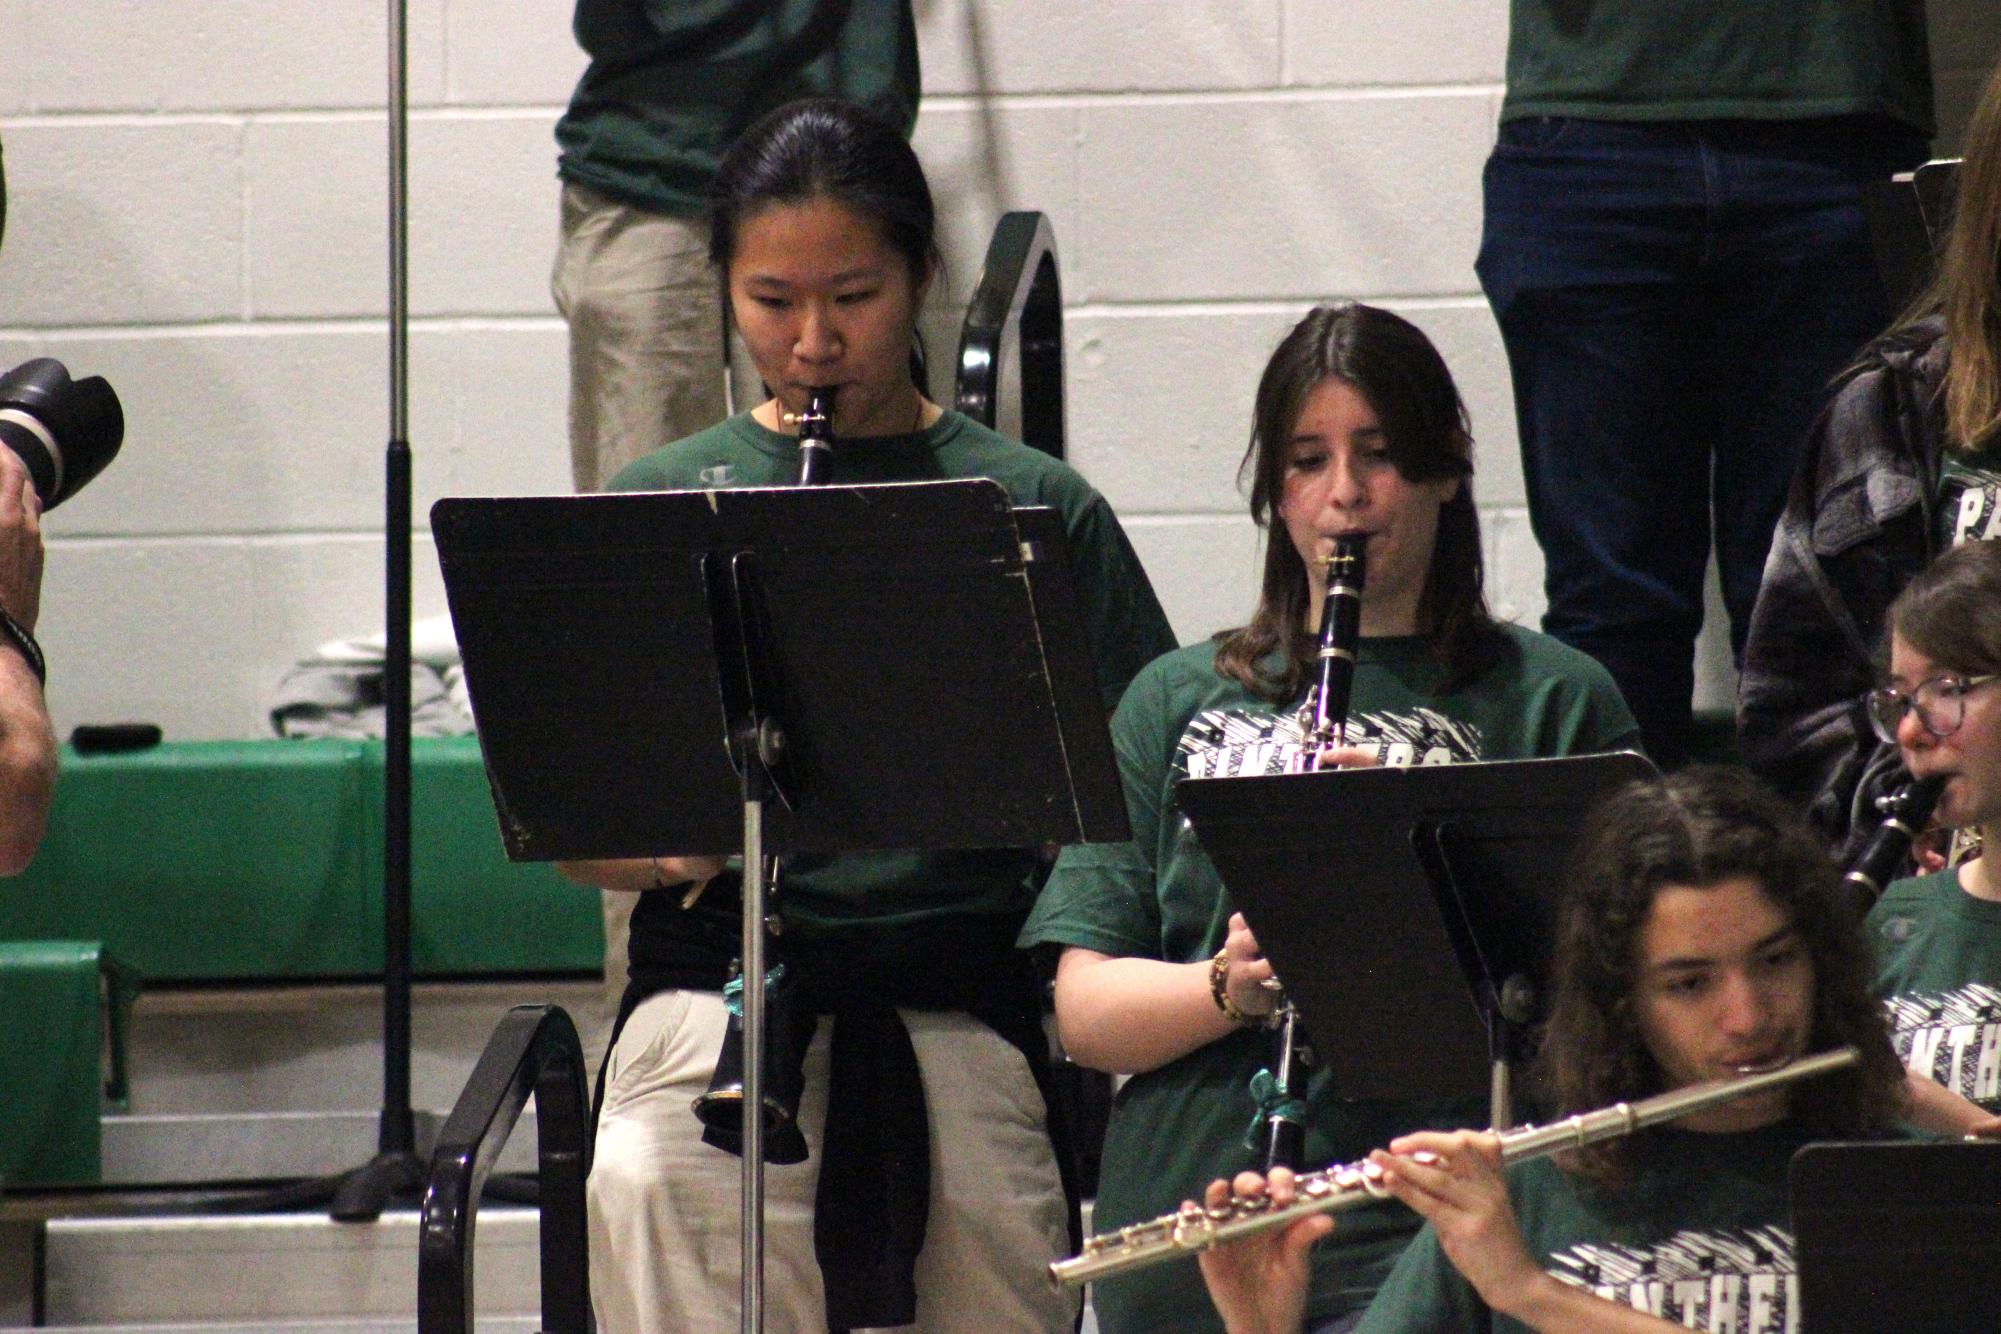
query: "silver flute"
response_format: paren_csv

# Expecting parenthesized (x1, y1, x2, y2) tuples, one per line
(1050, 1046, 1858, 1289)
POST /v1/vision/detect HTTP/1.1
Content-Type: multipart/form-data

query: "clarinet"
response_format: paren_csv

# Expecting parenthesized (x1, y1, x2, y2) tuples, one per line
(1050, 1047, 1859, 1289)
(1257, 536, 1368, 1172)
(1843, 772, 1946, 909)
(690, 387, 838, 1158)
(1298, 534, 1367, 770)
(793, 387, 835, 484)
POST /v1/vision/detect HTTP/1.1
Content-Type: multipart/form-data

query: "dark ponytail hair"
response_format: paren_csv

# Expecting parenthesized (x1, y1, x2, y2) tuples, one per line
(710, 97, 939, 286)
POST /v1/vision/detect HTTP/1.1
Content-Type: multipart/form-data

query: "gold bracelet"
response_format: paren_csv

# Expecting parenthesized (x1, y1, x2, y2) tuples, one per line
(1209, 948, 1271, 1029)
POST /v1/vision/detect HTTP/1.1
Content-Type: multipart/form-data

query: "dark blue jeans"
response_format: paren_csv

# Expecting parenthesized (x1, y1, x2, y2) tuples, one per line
(1477, 115, 1925, 767)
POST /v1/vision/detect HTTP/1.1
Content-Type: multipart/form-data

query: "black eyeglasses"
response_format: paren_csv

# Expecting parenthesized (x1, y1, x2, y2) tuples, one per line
(1866, 673, 2001, 745)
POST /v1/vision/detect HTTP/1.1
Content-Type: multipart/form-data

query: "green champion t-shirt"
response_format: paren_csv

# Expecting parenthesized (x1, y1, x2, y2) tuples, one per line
(556, 0, 920, 217)
(1018, 632, 1640, 1332)
(1870, 868, 2001, 1113)
(1501, 0, 1933, 133)
(1357, 1123, 1814, 1334)
(609, 409, 1176, 956)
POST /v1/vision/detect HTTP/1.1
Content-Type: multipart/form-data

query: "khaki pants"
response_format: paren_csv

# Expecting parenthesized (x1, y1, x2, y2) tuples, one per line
(551, 181, 731, 491)
(551, 181, 736, 1072)
(588, 989, 1079, 1334)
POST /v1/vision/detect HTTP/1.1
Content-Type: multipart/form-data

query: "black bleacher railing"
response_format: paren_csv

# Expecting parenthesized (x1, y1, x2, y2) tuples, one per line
(950, 208, 1117, 1190)
(955, 210, 1065, 460)
(418, 1003, 592, 1334)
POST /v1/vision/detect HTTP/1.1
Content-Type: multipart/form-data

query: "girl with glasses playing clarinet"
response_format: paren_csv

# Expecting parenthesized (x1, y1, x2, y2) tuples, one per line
(1864, 537, 2001, 1136)
(1740, 54, 2001, 862)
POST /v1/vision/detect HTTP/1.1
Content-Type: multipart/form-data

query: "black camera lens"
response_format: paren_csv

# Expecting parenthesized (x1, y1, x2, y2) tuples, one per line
(0, 358, 124, 510)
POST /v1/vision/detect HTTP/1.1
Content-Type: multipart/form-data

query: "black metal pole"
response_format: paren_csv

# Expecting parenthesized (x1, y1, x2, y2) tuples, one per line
(378, 0, 415, 1161)
(327, 0, 422, 1220)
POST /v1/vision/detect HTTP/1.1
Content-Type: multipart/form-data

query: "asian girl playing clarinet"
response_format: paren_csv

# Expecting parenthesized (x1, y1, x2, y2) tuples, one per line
(1019, 303, 1640, 1334)
(559, 98, 1176, 1334)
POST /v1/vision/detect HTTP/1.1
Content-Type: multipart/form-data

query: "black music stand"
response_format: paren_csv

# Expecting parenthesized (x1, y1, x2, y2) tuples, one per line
(1178, 752, 1654, 1122)
(431, 478, 1126, 1334)
(1792, 1139, 2001, 1333)
(1863, 157, 1961, 313)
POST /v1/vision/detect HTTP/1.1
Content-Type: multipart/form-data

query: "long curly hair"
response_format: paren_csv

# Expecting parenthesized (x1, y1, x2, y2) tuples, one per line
(1535, 767, 1903, 1188)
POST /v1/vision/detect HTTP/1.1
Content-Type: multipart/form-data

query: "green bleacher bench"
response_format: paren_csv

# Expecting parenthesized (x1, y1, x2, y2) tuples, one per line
(0, 941, 137, 1185)
(0, 737, 602, 983)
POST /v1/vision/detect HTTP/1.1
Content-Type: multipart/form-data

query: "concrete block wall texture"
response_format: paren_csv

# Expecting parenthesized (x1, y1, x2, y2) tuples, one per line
(0, 0, 1995, 742)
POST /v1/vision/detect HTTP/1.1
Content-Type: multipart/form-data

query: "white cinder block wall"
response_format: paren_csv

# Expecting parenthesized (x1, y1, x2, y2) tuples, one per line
(1, 1, 1997, 742)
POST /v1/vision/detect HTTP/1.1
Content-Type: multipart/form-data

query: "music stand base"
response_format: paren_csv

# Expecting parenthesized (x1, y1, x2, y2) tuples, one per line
(329, 1149, 428, 1222)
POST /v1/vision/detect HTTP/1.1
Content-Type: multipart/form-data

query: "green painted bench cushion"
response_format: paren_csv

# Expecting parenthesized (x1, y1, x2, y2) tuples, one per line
(0, 941, 137, 1185)
(0, 738, 601, 982)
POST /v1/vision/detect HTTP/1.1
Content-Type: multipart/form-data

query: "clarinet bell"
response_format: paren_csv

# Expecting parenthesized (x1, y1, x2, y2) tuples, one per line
(692, 974, 810, 1165)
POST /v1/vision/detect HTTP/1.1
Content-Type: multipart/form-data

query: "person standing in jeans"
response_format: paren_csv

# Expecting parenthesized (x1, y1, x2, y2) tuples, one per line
(1478, 2, 1933, 769)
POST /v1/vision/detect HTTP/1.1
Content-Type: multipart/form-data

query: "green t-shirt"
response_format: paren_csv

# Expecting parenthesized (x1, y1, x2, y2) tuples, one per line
(1018, 632, 1640, 1332)
(1869, 868, 2001, 1113)
(556, 0, 920, 216)
(1501, 0, 1933, 133)
(1935, 446, 2001, 550)
(1358, 1124, 1812, 1334)
(610, 410, 1176, 958)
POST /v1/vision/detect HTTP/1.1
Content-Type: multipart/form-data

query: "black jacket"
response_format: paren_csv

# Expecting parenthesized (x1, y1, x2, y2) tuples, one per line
(1737, 318, 1949, 854)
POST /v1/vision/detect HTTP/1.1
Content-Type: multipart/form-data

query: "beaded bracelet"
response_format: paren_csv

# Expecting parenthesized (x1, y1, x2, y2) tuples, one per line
(1209, 948, 1275, 1029)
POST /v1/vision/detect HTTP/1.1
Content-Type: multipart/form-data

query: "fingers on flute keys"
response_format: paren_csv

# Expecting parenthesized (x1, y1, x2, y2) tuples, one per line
(1369, 1131, 1505, 1224)
(1196, 1168, 1333, 1244)
(1370, 1132, 1542, 1308)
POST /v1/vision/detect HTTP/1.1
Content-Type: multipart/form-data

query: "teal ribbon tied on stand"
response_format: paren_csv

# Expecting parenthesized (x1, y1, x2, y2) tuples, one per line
(1244, 1067, 1308, 1152)
(722, 962, 788, 1017)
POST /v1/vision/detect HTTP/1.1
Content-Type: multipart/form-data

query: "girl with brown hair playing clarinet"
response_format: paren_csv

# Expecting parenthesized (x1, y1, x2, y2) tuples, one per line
(1020, 303, 1639, 1334)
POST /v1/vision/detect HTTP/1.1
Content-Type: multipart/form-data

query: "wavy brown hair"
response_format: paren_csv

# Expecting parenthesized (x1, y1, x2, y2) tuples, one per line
(1887, 534, 2001, 676)
(1212, 304, 1506, 702)
(1940, 60, 2001, 450)
(1535, 767, 1903, 1189)
(1883, 59, 2001, 450)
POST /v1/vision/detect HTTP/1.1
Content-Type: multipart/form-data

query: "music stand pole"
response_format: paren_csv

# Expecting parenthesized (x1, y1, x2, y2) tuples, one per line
(329, 0, 423, 1219)
(432, 479, 1133, 1325)
(741, 806, 768, 1334)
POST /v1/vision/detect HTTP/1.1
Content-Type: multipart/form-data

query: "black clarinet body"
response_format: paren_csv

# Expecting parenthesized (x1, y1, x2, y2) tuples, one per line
(1303, 534, 1367, 767)
(795, 386, 835, 484)
(1259, 537, 1369, 1172)
(1843, 773, 1946, 910)
(692, 389, 833, 1159)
